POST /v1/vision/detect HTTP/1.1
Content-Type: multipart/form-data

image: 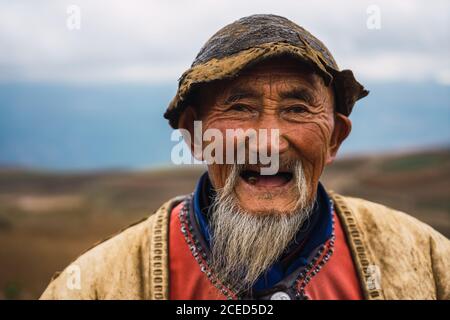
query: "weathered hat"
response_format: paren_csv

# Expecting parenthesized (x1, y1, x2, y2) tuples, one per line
(164, 14, 368, 129)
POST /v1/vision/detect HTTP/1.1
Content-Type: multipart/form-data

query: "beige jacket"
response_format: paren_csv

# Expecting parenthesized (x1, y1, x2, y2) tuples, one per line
(40, 193, 450, 300)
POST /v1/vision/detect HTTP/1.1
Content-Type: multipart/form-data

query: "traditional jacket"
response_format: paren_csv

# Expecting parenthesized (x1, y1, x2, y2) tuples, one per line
(165, 173, 363, 300)
(40, 185, 450, 300)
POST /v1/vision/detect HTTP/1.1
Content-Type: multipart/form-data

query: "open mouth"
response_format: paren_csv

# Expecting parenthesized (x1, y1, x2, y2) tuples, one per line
(240, 169, 293, 188)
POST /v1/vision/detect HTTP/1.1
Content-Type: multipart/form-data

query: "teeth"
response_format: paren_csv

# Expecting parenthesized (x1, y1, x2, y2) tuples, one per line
(247, 176, 258, 185)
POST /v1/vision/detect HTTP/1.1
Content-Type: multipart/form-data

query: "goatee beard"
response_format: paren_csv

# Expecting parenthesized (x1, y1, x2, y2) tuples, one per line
(208, 160, 315, 294)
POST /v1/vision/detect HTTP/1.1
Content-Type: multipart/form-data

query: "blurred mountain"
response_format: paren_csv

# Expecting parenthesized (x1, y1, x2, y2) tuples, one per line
(0, 82, 449, 170)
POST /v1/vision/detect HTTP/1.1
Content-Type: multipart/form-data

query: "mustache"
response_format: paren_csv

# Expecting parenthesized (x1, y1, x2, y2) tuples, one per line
(233, 157, 300, 174)
(220, 158, 305, 198)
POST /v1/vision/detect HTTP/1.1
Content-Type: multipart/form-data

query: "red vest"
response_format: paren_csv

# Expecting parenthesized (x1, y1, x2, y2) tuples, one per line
(169, 202, 363, 300)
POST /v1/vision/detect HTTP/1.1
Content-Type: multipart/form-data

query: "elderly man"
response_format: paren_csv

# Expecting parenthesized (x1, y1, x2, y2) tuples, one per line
(41, 14, 449, 300)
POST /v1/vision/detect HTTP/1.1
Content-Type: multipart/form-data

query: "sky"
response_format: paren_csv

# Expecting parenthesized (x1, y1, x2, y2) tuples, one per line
(0, 0, 449, 86)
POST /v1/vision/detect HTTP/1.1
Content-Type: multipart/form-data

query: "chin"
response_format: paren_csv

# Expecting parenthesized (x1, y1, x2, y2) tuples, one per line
(234, 180, 300, 216)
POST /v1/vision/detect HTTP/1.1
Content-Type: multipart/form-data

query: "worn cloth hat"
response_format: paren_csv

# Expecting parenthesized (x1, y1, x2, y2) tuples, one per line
(164, 14, 368, 129)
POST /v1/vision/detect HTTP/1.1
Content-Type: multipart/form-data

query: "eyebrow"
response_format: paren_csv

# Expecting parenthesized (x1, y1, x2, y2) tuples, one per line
(279, 88, 314, 103)
(223, 87, 261, 104)
(224, 86, 315, 105)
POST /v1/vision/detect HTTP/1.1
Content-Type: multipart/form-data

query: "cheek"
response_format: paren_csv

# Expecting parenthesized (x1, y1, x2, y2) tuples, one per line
(203, 114, 253, 132)
(207, 164, 223, 189)
(286, 121, 330, 151)
(207, 164, 233, 190)
(284, 121, 332, 177)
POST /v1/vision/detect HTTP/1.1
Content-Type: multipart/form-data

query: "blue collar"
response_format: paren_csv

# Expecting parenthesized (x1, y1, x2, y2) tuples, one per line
(192, 172, 333, 292)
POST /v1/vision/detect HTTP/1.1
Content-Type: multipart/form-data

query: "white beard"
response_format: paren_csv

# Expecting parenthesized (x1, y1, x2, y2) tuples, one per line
(208, 161, 314, 293)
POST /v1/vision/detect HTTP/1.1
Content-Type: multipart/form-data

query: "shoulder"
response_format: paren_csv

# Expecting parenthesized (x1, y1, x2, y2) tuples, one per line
(336, 194, 446, 242)
(332, 193, 450, 299)
(40, 196, 185, 300)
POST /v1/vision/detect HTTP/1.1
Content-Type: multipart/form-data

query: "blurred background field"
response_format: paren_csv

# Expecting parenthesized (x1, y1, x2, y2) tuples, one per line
(0, 148, 449, 299)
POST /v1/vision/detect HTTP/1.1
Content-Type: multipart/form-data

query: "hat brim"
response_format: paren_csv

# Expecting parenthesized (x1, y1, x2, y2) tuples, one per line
(164, 41, 368, 129)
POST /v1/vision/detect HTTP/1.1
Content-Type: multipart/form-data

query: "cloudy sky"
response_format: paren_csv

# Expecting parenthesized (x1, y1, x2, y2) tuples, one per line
(0, 0, 449, 85)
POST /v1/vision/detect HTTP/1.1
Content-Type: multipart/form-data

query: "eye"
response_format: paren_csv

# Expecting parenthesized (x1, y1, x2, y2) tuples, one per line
(284, 105, 308, 114)
(228, 104, 252, 112)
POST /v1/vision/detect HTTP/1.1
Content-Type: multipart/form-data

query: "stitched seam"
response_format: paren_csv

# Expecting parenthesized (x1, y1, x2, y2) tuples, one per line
(150, 198, 180, 300)
(330, 192, 385, 300)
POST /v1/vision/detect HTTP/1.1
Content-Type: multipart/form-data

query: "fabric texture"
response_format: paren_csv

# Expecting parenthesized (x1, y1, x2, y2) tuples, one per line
(40, 192, 450, 300)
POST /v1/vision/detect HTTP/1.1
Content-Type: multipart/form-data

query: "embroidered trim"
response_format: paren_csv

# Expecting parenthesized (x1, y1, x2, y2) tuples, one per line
(149, 200, 172, 300)
(293, 199, 336, 299)
(329, 192, 384, 300)
(179, 194, 238, 300)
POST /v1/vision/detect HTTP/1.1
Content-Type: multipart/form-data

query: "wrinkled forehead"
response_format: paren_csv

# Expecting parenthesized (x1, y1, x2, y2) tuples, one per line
(203, 57, 328, 99)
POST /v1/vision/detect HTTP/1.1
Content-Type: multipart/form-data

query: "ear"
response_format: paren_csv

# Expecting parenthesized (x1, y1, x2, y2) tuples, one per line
(326, 113, 352, 165)
(177, 106, 199, 156)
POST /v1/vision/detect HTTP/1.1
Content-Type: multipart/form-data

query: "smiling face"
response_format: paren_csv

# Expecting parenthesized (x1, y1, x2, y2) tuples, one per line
(179, 56, 351, 216)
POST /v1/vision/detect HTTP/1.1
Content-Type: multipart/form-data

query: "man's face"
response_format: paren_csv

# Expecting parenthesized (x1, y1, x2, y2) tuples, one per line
(183, 57, 350, 216)
(178, 57, 351, 291)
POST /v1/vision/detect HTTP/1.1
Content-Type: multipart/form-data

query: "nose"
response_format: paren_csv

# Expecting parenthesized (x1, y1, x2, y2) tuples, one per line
(251, 115, 289, 156)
